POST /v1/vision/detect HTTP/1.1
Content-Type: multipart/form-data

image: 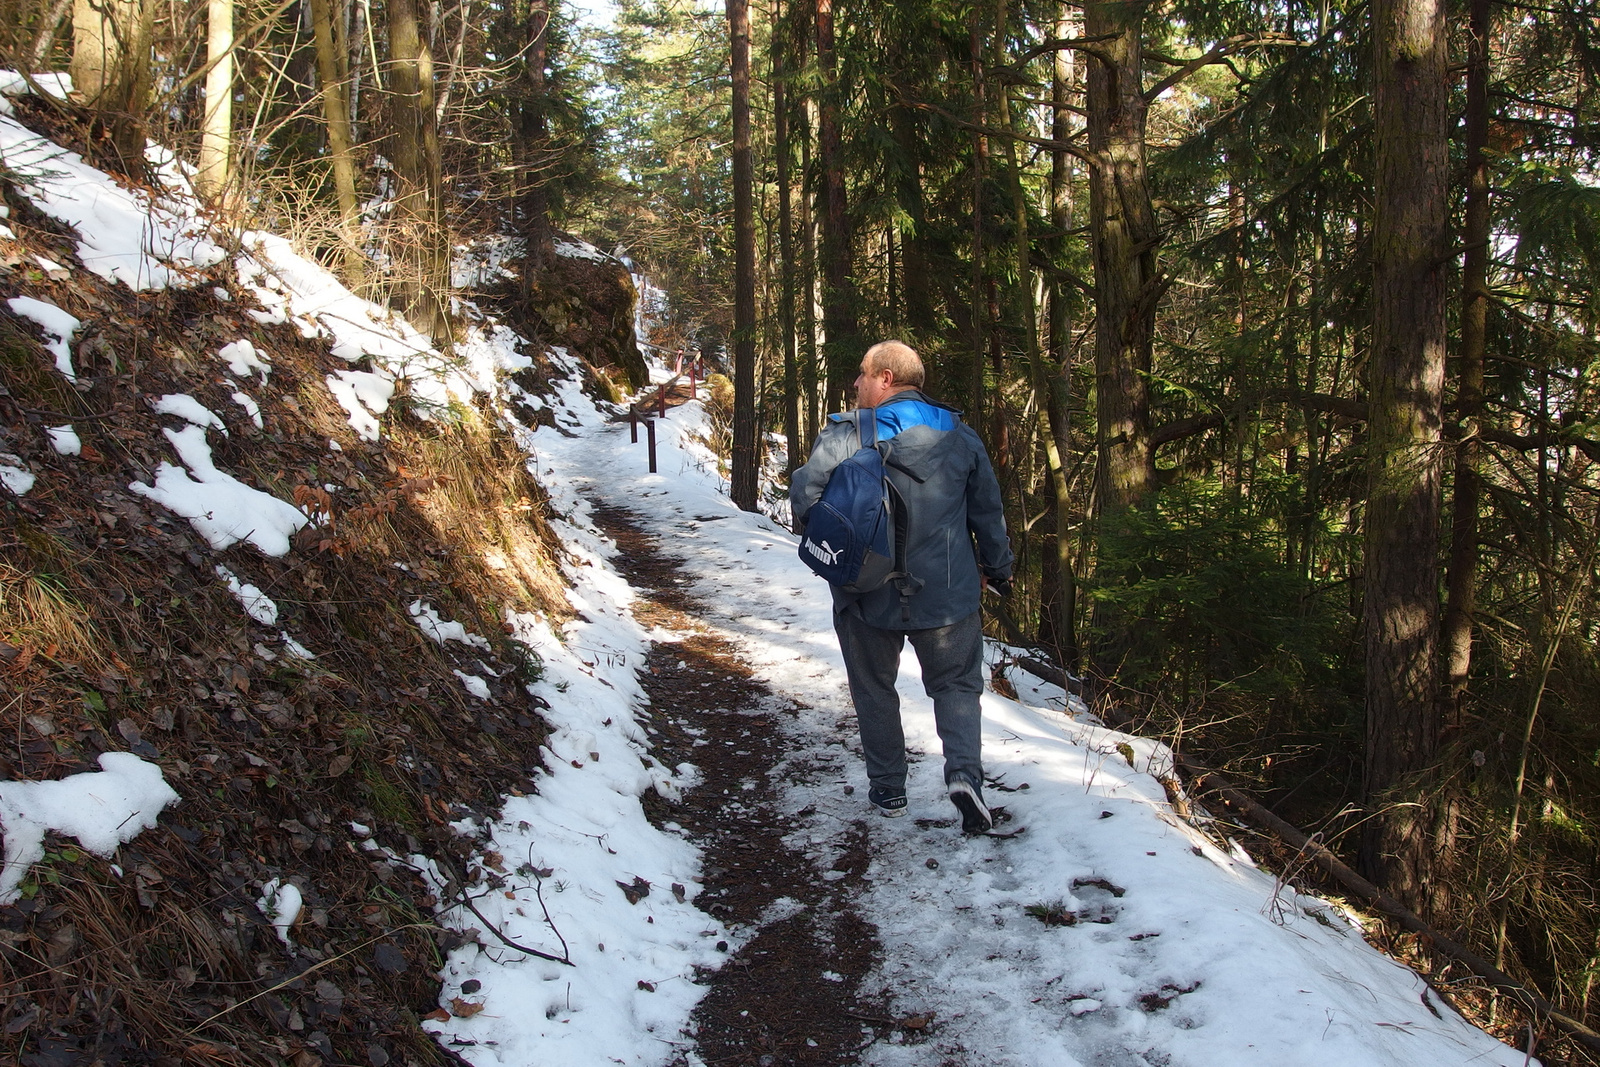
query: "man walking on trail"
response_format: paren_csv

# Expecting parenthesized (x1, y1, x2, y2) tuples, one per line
(790, 340, 1014, 833)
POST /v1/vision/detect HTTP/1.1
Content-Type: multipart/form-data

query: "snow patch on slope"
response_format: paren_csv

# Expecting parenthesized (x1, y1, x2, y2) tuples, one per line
(0, 753, 179, 904)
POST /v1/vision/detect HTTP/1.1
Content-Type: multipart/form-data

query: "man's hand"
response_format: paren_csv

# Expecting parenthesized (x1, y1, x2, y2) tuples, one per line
(981, 575, 1013, 599)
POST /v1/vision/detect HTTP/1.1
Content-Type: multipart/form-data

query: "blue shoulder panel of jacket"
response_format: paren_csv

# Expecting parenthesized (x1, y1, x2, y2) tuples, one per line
(827, 399, 958, 437)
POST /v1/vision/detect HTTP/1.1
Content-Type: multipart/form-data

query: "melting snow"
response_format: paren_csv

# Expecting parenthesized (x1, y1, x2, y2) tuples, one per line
(7, 295, 80, 379)
(0, 452, 35, 495)
(231, 390, 264, 428)
(409, 600, 490, 649)
(258, 877, 304, 946)
(46, 424, 78, 455)
(152, 393, 227, 432)
(217, 338, 271, 379)
(130, 424, 308, 555)
(326, 368, 394, 441)
(0, 753, 180, 904)
(453, 670, 491, 700)
(0, 88, 224, 288)
(216, 564, 279, 625)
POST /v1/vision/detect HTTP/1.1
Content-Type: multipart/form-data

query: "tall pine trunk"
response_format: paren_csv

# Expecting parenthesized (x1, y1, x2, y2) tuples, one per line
(814, 0, 858, 411)
(967, 15, 988, 432)
(887, 92, 934, 342)
(1442, 0, 1490, 721)
(1084, 0, 1156, 683)
(799, 92, 821, 447)
(1362, 0, 1448, 914)
(773, 0, 801, 475)
(1085, 0, 1155, 523)
(1042, 1, 1079, 667)
(727, 0, 758, 510)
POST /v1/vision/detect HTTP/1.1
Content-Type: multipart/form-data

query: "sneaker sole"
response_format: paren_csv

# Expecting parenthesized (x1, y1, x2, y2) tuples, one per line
(873, 804, 907, 819)
(948, 780, 993, 834)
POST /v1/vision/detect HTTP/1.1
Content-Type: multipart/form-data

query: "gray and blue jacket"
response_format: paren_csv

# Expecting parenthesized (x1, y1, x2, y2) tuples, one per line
(790, 389, 1014, 630)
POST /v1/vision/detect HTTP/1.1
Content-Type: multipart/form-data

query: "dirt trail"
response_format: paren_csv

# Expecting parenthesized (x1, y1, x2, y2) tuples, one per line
(588, 504, 890, 1067)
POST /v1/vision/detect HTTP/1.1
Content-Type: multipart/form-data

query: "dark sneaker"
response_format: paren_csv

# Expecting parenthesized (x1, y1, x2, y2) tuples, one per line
(868, 786, 908, 818)
(948, 776, 993, 834)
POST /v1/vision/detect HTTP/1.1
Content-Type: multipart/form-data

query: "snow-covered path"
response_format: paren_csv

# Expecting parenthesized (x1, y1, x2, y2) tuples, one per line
(456, 350, 1533, 1067)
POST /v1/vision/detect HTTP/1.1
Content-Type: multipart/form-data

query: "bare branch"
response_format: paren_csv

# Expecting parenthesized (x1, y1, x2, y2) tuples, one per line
(1144, 33, 1303, 104)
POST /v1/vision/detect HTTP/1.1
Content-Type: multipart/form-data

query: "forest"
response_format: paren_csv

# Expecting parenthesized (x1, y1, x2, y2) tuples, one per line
(1, 0, 1598, 1055)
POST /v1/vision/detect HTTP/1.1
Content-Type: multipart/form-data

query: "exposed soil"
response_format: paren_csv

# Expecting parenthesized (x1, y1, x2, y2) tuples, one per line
(0, 137, 607, 1065)
(588, 504, 893, 1067)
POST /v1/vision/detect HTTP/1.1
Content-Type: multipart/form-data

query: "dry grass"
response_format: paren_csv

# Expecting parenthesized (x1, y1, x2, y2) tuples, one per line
(381, 407, 568, 625)
(0, 562, 114, 675)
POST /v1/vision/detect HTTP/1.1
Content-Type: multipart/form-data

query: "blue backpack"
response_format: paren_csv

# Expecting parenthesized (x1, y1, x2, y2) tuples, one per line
(797, 409, 911, 595)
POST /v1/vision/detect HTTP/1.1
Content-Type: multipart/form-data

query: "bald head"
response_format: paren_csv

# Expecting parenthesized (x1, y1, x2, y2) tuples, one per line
(855, 341, 926, 408)
(864, 340, 925, 389)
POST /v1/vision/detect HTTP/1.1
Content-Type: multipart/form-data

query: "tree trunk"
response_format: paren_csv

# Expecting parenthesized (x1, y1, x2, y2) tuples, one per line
(71, 0, 153, 164)
(389, 0, 449, 342)
(727, 0, 758, 510)
(1042, 0, 1079, 666)
(309, 0, 363, 284)
(799, 91, 821, 447)
(986, 0, 1010, 474)
(197, 0, 234, 198)
(888, 90, 934, 342)
(517, 0, 555, 297)
(1085, 0, 1156, 522)
(815, 0, 858, 410)
(773, 0, 801, 475)
(1084, 0, 1156, 684)
(967, 14, 987, 431)
(1441, 0, 1490, 722)
(29, 0, 74, 69)
(1362, 0, 1449, 914)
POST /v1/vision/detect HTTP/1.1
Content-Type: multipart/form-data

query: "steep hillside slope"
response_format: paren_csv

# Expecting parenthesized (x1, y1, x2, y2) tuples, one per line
(0, 84, 647, 1067)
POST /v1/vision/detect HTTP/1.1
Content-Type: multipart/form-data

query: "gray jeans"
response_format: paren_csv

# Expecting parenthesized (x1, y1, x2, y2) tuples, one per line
(833, 608, 984, 791)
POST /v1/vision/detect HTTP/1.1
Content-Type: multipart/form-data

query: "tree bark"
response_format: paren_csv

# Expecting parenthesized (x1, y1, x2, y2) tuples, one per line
(967, 14, 988, 431)
(29, 0, 74, 68)
(887, 90, 934, 341)
(727, 0, 758, 510)
(517, 0, 555, 296)
(389, 0, 449, 342)
(71, 0, 154, 164)
(1084, 0, 1156, 684)
(1441, 0, 1490, 721)
(773, 0, 801, 475)
(814, 0, 858, 411)
(197, 0, 234, 198)
(1362, 0, 1449, 914)
(1085, 0, 1156, 522)
(1042, 0, 1079, 666)
(309, 0, 363, 284)
(799, 90, 821, 449)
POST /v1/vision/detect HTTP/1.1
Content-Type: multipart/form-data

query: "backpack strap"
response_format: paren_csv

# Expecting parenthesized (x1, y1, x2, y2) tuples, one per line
(858, 407, 878, 450)
(860, 405, 925, 622)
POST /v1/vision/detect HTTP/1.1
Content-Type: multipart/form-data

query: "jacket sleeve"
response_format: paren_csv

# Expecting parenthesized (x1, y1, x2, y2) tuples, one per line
(963, 428, 1015, 579)
(788, 416, 858, 532)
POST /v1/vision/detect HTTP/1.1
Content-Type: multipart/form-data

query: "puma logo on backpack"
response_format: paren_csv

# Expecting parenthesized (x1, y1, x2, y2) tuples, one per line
(797, 408, 912, 599)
